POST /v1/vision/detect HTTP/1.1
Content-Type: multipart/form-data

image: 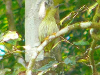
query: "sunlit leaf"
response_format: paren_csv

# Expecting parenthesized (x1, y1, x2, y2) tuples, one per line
(3, 31, 19, 41)
(77, 59, 88, 63)
(87, 2, 98, 16)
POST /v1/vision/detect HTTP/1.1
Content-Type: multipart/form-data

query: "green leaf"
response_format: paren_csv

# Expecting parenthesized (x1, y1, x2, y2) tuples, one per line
(77, 59, 88, 63)
(73, 40, 90, 45)
(7, 40, 17, 45)
(0, 68, 11, 75)
(87, 2, 98, 16)
(6, 38, 21, 45)
(12, 63, 26, 75)
(64, 57, 76, 65)
(37, 61, 58, 71)
(97, 0, 100, 5)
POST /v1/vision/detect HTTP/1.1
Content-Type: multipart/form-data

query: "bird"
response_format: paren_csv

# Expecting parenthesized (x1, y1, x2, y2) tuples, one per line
(39, 0, 62, 62)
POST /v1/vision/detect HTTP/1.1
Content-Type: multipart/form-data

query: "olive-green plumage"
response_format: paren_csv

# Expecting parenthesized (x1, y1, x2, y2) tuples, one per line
(39, 1, 61, 61)
(39, 8, 58, 41)
(39, 7, 59, 51)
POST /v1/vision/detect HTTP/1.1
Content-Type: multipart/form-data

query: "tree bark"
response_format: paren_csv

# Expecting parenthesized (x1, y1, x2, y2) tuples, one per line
(25, 0, 43, 62)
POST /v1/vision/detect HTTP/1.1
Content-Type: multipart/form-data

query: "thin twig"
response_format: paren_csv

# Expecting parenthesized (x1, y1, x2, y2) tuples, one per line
(60, 36, 80, 49)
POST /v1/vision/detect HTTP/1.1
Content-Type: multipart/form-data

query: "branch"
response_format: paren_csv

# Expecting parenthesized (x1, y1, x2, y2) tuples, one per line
(76, 45, 100, 61)
(26, 21, 100, 75)
(89, 40, 98, 75)
(88, 3, 100, 75)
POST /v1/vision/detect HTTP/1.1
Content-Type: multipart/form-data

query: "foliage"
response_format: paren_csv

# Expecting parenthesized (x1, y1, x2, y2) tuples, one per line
(0, 0, 25, 75)
(0, 0, 100, 75)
